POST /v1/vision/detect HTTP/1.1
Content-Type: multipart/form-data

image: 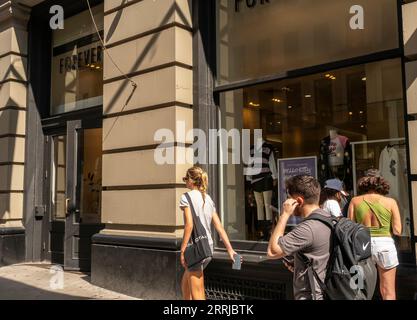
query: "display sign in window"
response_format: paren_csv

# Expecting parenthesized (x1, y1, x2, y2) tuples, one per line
(50, 4, 103, 115)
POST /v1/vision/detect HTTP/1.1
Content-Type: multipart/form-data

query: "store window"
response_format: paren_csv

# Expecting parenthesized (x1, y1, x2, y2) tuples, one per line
(219, 58, 412, 255)
(217, 0, 399, 85)
(50, 4, 104, 115)
(80, 128, 103, 224)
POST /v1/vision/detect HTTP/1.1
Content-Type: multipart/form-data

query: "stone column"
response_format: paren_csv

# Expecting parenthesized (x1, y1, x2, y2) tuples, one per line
(403, 0, 417, 264)
(0, 0, 30, 265)
(91, 0, 193, 299)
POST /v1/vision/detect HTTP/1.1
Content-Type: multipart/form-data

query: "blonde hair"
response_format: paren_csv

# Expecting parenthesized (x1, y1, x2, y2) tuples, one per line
(185, 166, 208, 204)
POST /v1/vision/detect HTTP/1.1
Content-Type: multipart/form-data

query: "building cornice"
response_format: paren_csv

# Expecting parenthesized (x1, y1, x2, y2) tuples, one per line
(0, 0, 31, 29)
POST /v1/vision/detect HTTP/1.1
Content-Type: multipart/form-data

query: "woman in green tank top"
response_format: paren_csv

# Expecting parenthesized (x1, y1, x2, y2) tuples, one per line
(348, 170, 402, 300)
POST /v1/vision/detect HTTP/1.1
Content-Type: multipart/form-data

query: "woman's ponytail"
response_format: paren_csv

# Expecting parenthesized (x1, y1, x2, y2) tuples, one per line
(185, 166, 209, 205)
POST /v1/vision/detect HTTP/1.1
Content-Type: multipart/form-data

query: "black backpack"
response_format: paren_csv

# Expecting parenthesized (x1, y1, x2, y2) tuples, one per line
(302, 212, 377, 300)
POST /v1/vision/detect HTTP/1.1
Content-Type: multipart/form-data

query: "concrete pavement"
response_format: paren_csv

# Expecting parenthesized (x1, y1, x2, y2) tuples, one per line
(0, 263, 139, 300)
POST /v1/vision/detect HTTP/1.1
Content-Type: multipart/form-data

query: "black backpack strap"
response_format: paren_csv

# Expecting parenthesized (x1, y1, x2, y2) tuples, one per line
(306, 264, 318, 301)
(184, 193, 197, 221)
(301, 254, 328, 300)
(184, 193, 197, 244)
(184, 192, 208, 243)
(304, 211, 337, 230)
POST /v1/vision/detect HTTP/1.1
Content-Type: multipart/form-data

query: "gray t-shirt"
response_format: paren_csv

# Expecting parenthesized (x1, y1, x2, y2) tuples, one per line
(179, 190, 215, 253)
(278, 209, 332, 300)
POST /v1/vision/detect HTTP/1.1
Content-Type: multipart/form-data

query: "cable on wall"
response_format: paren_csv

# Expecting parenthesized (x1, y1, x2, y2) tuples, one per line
(86, 0, 138, 143)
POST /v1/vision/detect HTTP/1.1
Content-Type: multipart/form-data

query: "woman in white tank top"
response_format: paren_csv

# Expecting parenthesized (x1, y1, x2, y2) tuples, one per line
(179, 166, 240, 300)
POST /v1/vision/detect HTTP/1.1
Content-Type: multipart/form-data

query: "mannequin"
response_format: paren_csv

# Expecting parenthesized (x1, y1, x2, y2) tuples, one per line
(319, 129, 353, 191)
(246, 138, 277, 240)
(328, 129, 346, 167)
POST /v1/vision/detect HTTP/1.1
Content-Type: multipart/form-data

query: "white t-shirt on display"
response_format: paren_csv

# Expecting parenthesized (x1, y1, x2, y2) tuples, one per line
(322, 199, 342, 217)
(379, 146, 410, 237)
(179, 190, 216, 252)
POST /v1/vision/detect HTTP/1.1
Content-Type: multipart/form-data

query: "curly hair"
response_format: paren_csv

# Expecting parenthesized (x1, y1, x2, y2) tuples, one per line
(357, 169, 390, 195)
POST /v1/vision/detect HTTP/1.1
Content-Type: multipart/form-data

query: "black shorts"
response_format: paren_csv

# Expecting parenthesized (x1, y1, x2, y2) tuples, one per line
(252, 176, 274, 193)
(188, 257, 212, 272)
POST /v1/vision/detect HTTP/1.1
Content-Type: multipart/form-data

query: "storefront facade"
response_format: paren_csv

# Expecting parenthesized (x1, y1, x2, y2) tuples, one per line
(0, 0, 416, 299)
(205, 0, 417, 300)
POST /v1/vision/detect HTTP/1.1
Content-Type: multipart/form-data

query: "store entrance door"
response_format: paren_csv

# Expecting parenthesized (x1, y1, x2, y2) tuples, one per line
(43, 120, 104, 271)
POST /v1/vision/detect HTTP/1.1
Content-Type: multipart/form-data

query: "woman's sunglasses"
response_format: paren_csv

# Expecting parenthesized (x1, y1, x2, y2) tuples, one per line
(182, 177, 189, 183)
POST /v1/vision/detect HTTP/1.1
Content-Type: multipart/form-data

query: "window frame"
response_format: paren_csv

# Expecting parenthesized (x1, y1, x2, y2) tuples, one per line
(196, 0, 416, 264)
(29, 0, 104, 121)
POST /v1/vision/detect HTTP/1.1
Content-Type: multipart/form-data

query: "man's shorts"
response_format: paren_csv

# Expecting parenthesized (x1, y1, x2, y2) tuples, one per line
(371, 237, 399, 270)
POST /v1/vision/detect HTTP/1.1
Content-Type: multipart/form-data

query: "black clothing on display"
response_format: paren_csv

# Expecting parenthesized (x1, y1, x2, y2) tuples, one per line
(252, 175, 274, 193)
(248, 141, 276, 184)
(318, 135, 353, 191)
(246, 141, 277, 241)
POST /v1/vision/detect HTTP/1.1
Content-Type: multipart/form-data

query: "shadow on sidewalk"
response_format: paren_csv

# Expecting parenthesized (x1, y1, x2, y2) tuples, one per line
(0, 275, 89, 300)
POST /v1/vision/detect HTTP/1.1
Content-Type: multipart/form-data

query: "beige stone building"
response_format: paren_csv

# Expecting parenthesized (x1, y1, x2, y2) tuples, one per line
(0, 0, 416, 299)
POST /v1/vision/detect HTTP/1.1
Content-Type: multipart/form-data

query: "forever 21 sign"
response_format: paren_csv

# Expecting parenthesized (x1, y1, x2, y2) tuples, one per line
(235, 0, 270, 12)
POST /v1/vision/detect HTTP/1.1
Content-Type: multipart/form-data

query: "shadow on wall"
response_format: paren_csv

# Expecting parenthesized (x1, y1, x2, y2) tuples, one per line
(103, 0, 192, 116)
(0, 11, 29, 221)
(0, 106, 20, 223)
(404, 19, 417, 67)
(105, 0, 128, 43)
(405, 22, 417, 92)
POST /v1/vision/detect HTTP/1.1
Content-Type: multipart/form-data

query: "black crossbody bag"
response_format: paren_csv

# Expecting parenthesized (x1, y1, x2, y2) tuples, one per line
(184, 193, 212, 268)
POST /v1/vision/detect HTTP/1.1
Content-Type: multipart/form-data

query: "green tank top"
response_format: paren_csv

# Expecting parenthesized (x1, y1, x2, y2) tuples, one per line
(354, 199, 392, 237)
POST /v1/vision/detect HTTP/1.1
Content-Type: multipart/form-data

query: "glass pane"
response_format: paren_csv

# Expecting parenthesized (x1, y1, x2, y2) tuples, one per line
(219, 58, 412, 253)
(52, 136, 66, 220)
(217, 0, 399, 85)
(50, 4, 104, 115)
(79, 128, 102, 224)
(353, 141, 412, 253)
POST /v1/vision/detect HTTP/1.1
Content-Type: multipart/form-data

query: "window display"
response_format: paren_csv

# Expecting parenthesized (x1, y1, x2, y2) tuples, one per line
(352, 139, 411, 252)
(245, 139, 278, 240)
(50, 4, 104, 115)
(319, 129, 353, 191)
(219, 58, 411, 254)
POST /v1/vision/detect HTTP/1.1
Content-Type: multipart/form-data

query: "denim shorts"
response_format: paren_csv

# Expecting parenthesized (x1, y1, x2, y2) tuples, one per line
(188, 257, 213, 272)
(371, 237, 399, 270)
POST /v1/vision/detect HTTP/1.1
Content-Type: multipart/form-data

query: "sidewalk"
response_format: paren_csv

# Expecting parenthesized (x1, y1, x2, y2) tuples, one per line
(0, 263, 139, 300)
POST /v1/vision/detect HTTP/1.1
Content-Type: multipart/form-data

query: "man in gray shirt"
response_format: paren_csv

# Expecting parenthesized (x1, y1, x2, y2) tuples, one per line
(267, 175, 332, 300)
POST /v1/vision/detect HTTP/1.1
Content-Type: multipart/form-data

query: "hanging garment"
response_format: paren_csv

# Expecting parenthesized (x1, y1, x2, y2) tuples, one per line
(246, 141, 277, 185)
(318, 135, 353, 191)
(379, 146, 410, 237)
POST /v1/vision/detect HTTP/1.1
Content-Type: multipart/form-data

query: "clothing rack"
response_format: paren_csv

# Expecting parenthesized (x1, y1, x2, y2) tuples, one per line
(351, 138, 406, 196)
